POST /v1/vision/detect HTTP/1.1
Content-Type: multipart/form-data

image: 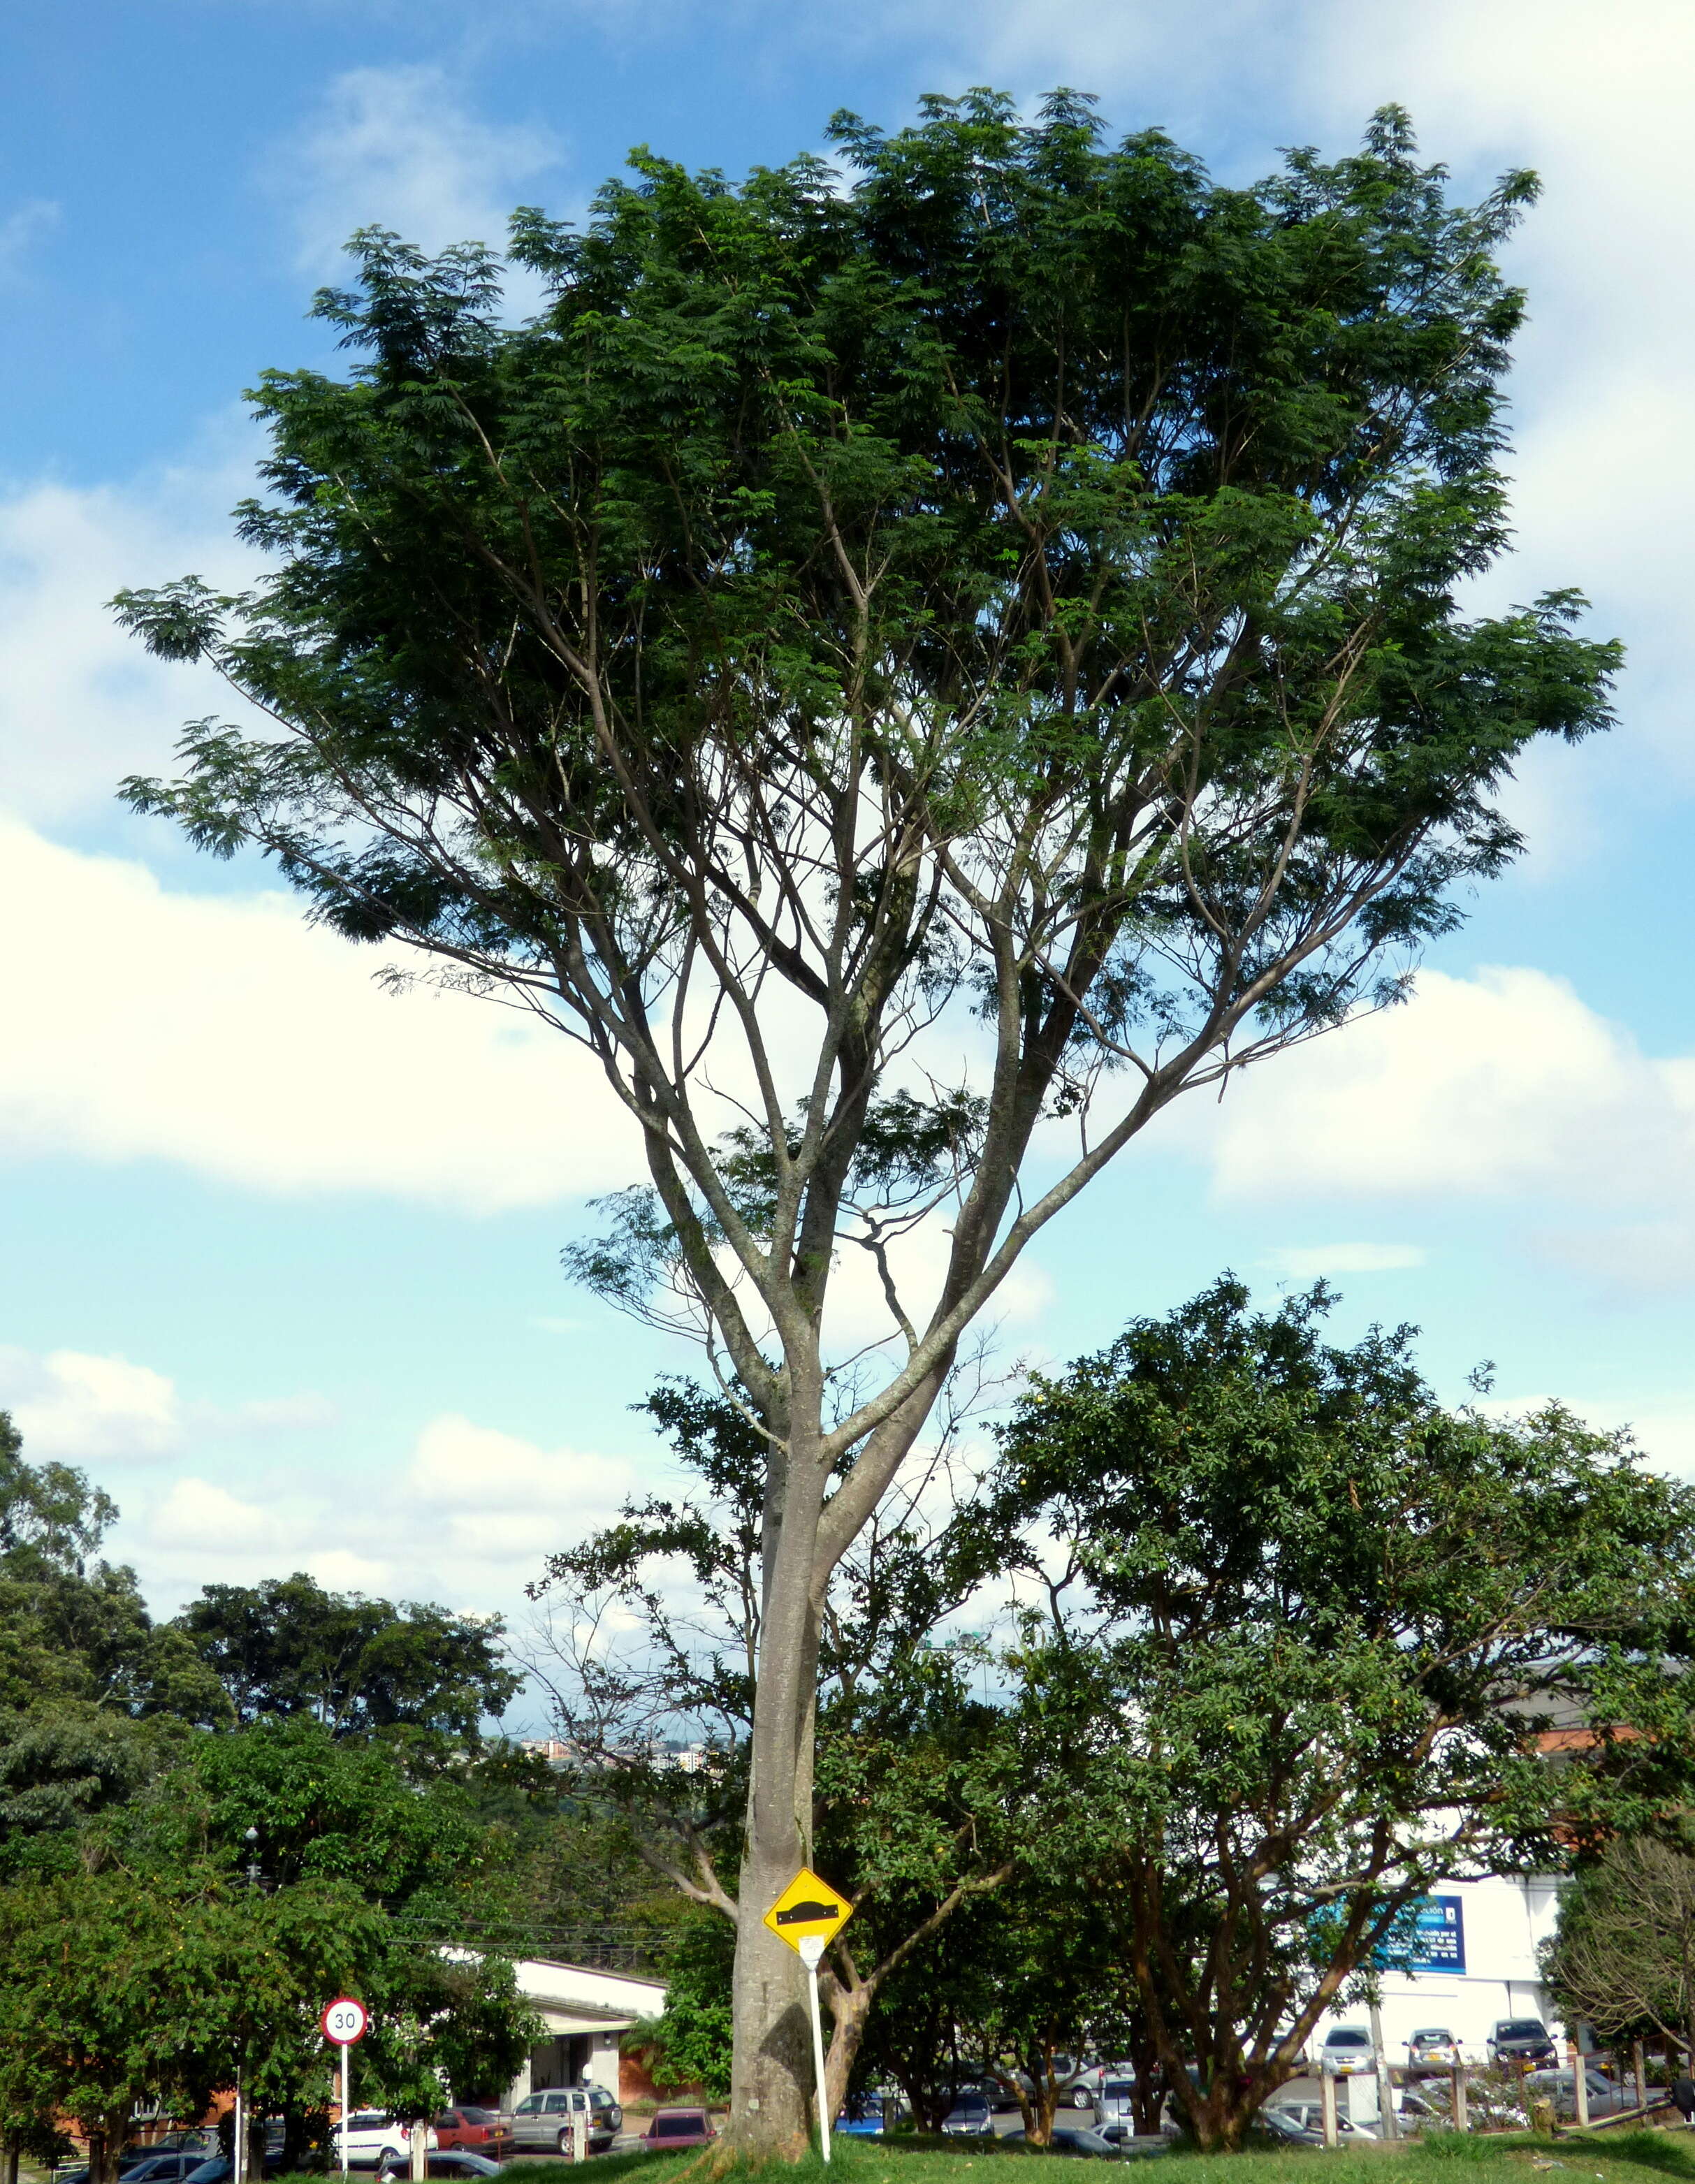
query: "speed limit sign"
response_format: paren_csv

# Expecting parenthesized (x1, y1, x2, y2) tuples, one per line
(321, 1997, 368, 2045)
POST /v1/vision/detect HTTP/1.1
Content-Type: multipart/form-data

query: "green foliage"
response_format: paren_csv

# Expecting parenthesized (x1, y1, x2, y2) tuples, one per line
(643, 1912, 736, 2098)
(173, 1570, 521, 1744)
(971, 1278, 1695, 2146)
(0, 1414, 226, 1878)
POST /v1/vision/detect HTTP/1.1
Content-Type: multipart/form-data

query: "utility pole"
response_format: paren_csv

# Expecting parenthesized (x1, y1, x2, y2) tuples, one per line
(1369, 2004, 1399, 2143)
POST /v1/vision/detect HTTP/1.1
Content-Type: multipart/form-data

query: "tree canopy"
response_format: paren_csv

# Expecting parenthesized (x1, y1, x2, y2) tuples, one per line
(973, 1279, 1695, 2147)
(115, 87, 1618, 2150)
(173, 1571, 521, 1745)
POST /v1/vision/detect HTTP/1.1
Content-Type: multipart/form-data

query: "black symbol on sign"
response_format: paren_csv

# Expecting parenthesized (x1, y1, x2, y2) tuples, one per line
(776, 1899, 841, 1925)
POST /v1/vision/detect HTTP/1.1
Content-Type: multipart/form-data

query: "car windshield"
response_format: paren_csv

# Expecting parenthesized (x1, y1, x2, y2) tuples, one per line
(654, 2118, 704, 2138)
(1501, 2023, 1546, 2039)
(1412, 2032, 1451, 2044)
(1103, 2081, 1135, 2099)
(1327, 2031, 1370, 2048)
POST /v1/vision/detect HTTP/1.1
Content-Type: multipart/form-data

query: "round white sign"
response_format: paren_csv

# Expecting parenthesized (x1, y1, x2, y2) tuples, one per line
(321, 1997, 369, 2046)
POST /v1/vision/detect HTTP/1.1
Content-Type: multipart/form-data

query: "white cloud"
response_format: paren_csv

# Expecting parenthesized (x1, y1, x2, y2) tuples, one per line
(1260, 1243, 1427, 1280)
(1203, 966, 1695, 1211)
(0, 817, 639, 1211)
(279, 65, 563, 280)
(0, 438, 263, 824)
(0, 1347, 184, 1460)
(127, 1408, 643, 1614)
(0, 1344, 339, 1463)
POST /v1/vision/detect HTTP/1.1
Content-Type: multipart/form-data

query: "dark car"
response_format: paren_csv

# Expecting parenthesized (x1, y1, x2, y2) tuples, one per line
(424, 2157, 504, 2179)
(642, 2109, 716, 2150)
(125, 2160, 212, 2183)
(940, 2092, 994, 2137)
(1003, 2127, 1138, 2159)
(1488, 2019, 1558, 2067)
(432, 2111, 513, 2160)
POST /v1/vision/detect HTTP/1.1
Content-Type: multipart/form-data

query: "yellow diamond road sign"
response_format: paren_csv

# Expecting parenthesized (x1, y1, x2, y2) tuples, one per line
(763, 1867, 852, 1953)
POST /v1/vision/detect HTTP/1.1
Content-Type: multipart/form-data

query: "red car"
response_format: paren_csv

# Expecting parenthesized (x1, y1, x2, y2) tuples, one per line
(432, 2111, 513, 2161)
(642, 2109, 716, 2150)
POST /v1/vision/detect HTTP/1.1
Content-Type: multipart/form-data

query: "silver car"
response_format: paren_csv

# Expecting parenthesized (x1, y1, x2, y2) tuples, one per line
(1522, 2067, 1631, 2119)
(510, 2088, 618, 2157)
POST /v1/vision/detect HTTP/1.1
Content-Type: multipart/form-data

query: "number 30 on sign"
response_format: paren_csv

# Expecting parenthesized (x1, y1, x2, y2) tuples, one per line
(321, 1997, 368, 2046)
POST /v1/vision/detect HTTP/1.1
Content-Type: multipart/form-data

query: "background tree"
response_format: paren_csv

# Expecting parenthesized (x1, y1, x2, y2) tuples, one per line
(975, 1280, 1695, 2149)
(116, 89, 1617, 2150)
(0, 1415, 225, 1876)
(174, 1572, 520, 1747)
(1543, 1837, 1695, 2060)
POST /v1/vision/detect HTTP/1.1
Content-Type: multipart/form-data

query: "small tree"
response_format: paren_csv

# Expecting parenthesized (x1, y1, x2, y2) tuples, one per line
(117, 92, 1616, 2150)
(980, 1281, 1695, 2148)
(1543, 1837, 1695, 2059)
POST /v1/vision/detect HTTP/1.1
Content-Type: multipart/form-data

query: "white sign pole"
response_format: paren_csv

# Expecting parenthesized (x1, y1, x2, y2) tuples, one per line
(797, 1936, 831, 2164)
(322, 1997, 367, 2179)
(233, 2072, 246, 2184)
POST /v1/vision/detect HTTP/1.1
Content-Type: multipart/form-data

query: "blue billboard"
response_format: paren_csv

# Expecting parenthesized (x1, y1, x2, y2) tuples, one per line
(1402, 1895, 1466, 1974)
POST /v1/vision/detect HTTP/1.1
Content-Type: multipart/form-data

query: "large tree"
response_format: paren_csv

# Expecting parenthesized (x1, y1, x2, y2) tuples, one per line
(116, 90, 1616, 2152)
(976, 1280, 1695, 2149)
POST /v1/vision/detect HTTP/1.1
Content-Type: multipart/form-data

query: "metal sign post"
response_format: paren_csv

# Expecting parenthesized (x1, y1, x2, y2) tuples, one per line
(763, 1867, 853, 2163)
(797, 1936, 831, 2164)
(321, 1997, 370, 2180)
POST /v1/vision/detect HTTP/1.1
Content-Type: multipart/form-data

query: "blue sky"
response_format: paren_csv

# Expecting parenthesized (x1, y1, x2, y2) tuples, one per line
(1, 0, 1692, 1703)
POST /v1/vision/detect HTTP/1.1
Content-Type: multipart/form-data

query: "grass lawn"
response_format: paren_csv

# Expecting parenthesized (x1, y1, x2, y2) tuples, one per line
(30, 2130, 1694, 2184)
(490, 2126, 1695, 2184)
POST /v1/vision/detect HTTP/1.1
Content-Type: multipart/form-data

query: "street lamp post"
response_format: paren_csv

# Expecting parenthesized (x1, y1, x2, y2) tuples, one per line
(234, 1830, 261, 2184)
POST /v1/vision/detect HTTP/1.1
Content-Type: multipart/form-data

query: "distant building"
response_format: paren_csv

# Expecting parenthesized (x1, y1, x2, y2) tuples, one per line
(504, 1958, 668, 2105)
(1308, 1872, 1566, 2059)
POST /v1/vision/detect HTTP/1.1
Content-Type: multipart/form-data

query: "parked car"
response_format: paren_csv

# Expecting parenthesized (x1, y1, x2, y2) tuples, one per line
(1523, 2067, 1631, 2119)
(511, 2088, 618, 2158)
(423, 2158, 504, 2180)
(837, 2093, 908, 2137)
(125, 2158, 212, 2183)
(180, 2160, 286, 2184)
(1070, 2062, 1149, 2111)
(940, 2092, 995, 2137)
(641, 2109, 716, 2150)
(1488, 2020, 1557, 2068)
(1406, 2029, 1462, 2072)
(433, 2110, 513, 2160)
(1003, 2127, 1138, 2160)
(1096, 2079, 1137, 2134)
(1256, 2104, 1376, 2146)
(1316, 2027, 1376, 2077)
(333, 2114, 440, 2175)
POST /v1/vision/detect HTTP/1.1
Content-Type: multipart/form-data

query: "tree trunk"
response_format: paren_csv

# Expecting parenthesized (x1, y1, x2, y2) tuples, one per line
(247, 2109, 270, 2184)
(727, 1404, 829, 2158)
(3, 2134, 21, 2184)
(88, 2116, 130, 2184)
(822, 1979, 875, 2122)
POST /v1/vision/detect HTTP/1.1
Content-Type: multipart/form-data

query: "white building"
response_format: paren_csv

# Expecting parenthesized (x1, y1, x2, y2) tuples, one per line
(1309, 1872, 1569, 2061)
(503, 1960, 668, 2104)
